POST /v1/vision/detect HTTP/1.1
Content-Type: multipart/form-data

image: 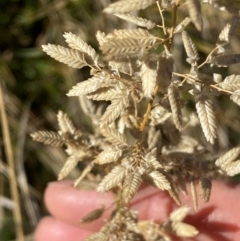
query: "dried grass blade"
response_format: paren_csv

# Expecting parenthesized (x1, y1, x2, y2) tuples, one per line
(74, 162, 95, 187)
(217, 23, 231, 46)
(103, 0, 155, 14)
(147, 128, 162, 151)
(96, 31, 107, 46)
(219, 74, 240, 91)
(97, 165, 128, 192)
(100, 96, 129, 126)
(63, 32, 98, 64)
(101, 127, 127, 147)
(67, 73, 106, 97)
(0, 84, 24, 241)
(215, 146, 240, 167)
(168, 84, 183, 130)
(101, 29, 156, 60)
(80, 205, 105, 223)
(199, 177, 212, 202)
(174, 17, 191, 34)
(31, 131, 66, 147)
(100, 38, 148, 60)
(173, 221, 199, 237)
(42, 44, 87, 69)
(148, 170, 170, 190)
(87, 87, 121, 101)
(229, 16, 240, 35)
(110, 28, 153, 39)
(94, 147, 122, 165)
(168, 185, 181, 205)
(211, 54, 240, 67)
(114, 13, 155, 29)
(205, 15, 236, 50)
(187, 0, 203, 31)
(122, 171, 142, 203)
(150, 106, 172, 125)
(177, 174, 188, 195)
(196, 95, 216, 144)
(140, 59, 157, 99)
(157, 57, 174, 93)
(144, 148, 162, 169)
(182, 31, 199, 63)
(230, 91, 240, 106)
(223, 160, 240, 176)
(57, 110, 76, 135)
(58, 156, 78, 180)
(190, 180, 198, 211)
(170, 206, 191, 222)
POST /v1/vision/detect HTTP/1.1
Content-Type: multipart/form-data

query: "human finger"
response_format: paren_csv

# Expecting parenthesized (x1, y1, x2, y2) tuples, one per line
(44, 181, 115, 232)
(34, 216, 91, 241)
(44, 180, 240, 240)
(131, 180, 240, 241)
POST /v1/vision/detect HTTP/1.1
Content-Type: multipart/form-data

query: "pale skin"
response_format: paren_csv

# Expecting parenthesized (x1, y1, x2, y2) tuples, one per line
(35, 180, 240, 241)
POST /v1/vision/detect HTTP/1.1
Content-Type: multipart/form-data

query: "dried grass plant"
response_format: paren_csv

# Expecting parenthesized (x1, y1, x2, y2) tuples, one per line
(31, 0, 240, 240)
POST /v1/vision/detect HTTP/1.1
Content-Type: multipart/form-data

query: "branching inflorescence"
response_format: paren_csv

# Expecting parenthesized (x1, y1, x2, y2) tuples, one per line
(31, 0, 240, 240)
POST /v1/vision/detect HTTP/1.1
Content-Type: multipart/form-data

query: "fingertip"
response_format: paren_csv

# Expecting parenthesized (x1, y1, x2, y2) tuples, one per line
(44, 181, 115, 231)
(131, 185, 174, 222)
(35, 216, 92, 241)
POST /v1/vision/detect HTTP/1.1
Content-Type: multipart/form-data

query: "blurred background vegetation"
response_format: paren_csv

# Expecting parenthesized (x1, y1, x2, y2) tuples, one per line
(0, 0, 110, 240)
(1, 0, 240, 240)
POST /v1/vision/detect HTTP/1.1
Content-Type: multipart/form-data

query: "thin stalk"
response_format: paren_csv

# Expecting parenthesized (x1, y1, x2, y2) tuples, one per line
(0, 83, 24, 241)
(0, 155, 4, 230)
(156, 1, 167, 35)
(198, 46, 219, 69)
(168, 0, 180, 50)
(16, 103, 38, 226)
(139, 86, 159, 131)
(173, 71, 234, 95)
(210, 85, 233, 95)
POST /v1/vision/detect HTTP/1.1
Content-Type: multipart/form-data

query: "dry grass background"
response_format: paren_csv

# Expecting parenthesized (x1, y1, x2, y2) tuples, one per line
(0, 1, 107, 239)
(1, 0, 240, 240)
